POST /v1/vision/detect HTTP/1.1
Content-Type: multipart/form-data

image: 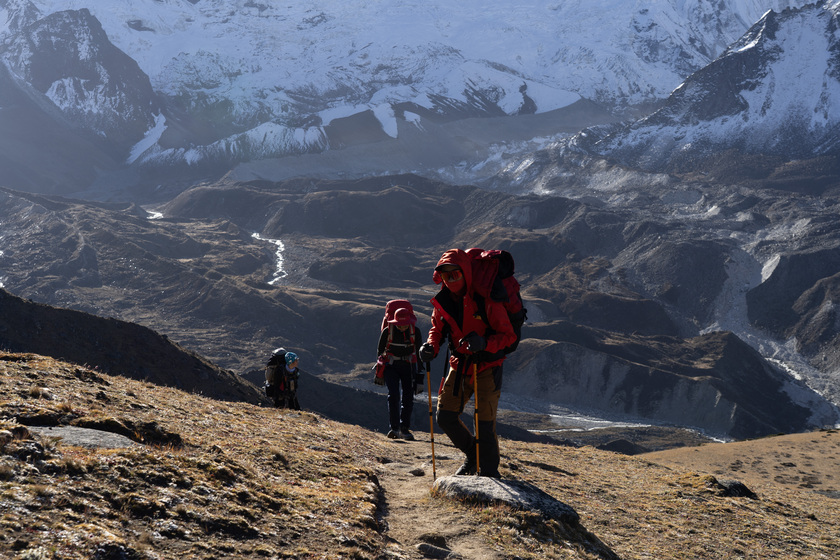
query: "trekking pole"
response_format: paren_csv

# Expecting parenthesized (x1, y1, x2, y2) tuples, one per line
(425, 361, 436, 481)
(473, 362, 480, 476)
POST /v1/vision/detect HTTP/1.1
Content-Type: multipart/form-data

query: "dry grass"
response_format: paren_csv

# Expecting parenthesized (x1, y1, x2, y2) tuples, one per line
(1, 352, 382, 559)
(502, 444, 838, 559)
(1, 351, 838, 559)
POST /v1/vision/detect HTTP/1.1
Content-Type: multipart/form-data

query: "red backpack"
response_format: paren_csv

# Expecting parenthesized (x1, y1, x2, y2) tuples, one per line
(466, 248, 527, 355)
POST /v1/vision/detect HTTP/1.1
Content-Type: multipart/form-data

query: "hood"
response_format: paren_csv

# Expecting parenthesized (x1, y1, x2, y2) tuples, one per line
(432, 248, 474, 288)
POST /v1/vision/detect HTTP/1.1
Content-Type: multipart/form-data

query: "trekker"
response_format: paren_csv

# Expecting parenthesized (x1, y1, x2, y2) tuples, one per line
(281, 352, 301, 410)
(419, 249, 516, 478)
(376, 306, 424, 440)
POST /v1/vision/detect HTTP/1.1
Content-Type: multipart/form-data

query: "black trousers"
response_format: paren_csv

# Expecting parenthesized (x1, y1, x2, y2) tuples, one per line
(384, 361, 414, 431)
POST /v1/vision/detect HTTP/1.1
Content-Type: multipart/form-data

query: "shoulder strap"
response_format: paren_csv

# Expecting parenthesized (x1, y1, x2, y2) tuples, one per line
(383, 325, 418, 362)
(384, 325, 395, 355)
(473, 292, 489, 326)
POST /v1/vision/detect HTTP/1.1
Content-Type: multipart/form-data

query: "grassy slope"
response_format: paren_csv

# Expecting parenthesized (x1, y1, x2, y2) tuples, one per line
(1, 351, 837, 559)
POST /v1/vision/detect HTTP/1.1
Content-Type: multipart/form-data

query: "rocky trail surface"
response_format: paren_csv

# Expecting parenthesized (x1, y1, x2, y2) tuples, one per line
(374, 436, 503, 560)
(370, 430, 618, 560)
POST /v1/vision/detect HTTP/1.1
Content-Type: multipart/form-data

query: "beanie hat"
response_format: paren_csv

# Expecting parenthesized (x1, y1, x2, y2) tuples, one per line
(285, 351, 298, 365)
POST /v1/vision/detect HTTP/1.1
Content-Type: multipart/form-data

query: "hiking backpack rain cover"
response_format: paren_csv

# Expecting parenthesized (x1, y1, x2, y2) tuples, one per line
(467, 249, 527, 356)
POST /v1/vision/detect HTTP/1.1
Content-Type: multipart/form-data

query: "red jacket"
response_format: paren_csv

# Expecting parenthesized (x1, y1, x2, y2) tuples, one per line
(427, 249, 515, 373)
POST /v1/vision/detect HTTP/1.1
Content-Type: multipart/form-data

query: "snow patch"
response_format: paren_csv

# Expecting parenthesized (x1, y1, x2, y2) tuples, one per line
(761, 254, 781, 282)
(127, 113, 166, 164)
(373, 103, 397, 138)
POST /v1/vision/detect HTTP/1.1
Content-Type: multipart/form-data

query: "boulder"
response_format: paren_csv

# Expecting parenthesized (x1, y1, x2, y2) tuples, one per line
(432, 475, 579, 524)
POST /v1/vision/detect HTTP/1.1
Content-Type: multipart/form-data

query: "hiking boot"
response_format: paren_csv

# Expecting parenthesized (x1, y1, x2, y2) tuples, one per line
(454, 458, 476, 476)
(400, 430, 415, 441)
(479, 469, 501, 479)
(386, 429, 398, 439)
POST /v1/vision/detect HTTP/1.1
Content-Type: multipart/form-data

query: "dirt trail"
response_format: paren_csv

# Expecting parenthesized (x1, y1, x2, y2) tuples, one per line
(374, 432, 504, 560)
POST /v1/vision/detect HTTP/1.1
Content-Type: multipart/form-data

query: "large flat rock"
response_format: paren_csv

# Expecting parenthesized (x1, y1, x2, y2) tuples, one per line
(29, 425, 138, 449)
(432, 475, 579, 523)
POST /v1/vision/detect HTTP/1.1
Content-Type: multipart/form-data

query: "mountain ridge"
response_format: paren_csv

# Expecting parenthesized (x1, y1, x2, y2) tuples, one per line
(580, 2, 840, 176)
(0, 287, 263, 403)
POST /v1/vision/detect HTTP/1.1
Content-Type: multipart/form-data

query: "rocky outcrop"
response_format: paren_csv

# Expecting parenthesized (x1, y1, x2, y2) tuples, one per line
(432, 476, 579, 524)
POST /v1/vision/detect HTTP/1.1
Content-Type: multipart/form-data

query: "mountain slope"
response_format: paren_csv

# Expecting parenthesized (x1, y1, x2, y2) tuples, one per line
(0, 61, 120, 193)
(0, 288, 263, 403)
(1, 351, 838, 559)
(0, 7, 159, 153)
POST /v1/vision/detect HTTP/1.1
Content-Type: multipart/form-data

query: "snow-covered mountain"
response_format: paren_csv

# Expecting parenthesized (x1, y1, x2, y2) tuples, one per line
(0, 0, 812, 193)
(587, 1, 840, 172)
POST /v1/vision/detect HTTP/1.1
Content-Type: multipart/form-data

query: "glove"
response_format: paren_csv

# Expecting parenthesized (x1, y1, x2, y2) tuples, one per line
(419, 343, 436, 362)
(373, 375, 385, 386)
(414, 373, 426, 394)
(459, 332, 487, 353)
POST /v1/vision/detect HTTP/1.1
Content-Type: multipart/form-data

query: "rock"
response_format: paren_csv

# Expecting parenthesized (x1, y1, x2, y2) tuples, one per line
(432, 476, 579, 524)
(716, 479, 757, 499)
(596, 439, 649, 455)
(415, 542, 457, 559)
(27, 426, 138, 449)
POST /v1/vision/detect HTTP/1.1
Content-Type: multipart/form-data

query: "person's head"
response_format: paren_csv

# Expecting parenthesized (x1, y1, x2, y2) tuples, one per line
(388, 307, 416, 331)
(285, 352, 299, 368)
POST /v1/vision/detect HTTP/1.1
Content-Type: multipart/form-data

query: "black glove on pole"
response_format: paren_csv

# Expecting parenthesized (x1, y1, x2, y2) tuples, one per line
(459, 332, 486, 353)
(419, 342, 436, 362)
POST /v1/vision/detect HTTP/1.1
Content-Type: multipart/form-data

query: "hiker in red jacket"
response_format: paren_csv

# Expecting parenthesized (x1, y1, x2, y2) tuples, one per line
(419, 249, 516, 478)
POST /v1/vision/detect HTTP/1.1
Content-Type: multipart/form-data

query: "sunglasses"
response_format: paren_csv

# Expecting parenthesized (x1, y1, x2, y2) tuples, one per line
(440, 269, 463, 282)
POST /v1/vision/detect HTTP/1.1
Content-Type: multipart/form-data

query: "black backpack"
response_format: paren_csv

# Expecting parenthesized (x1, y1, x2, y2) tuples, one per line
(264, 348, 287, 397)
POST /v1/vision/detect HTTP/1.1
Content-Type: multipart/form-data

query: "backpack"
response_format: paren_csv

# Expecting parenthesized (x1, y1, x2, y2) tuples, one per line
(466, 248, 527, 355)
(265, 348, 287, 396)
(380, 299, 416, 331)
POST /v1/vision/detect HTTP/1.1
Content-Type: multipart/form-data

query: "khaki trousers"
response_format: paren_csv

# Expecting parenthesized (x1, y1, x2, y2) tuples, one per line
(437, 364, 501, 422)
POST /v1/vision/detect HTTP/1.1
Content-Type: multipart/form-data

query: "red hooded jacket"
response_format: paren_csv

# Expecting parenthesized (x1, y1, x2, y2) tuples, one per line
(427, 249, 516, 373)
